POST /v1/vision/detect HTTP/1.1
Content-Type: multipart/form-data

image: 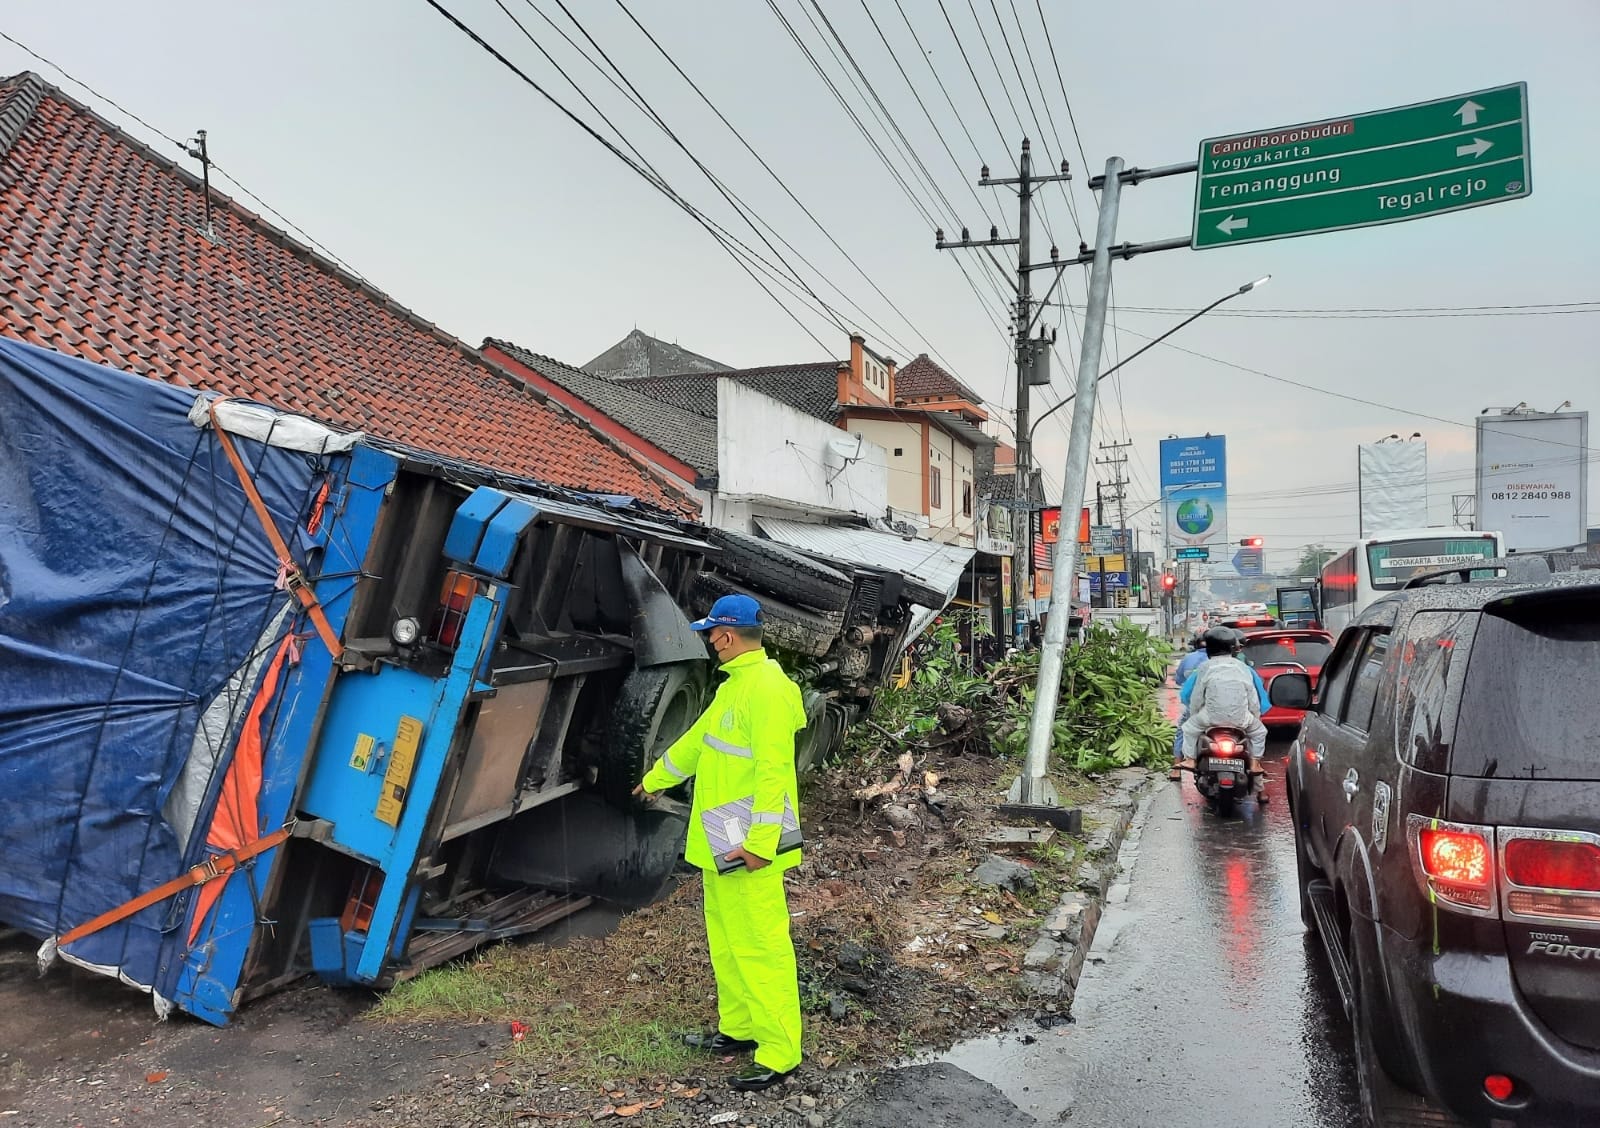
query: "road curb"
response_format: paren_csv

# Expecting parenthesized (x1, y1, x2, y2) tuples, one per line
(1019, 767, 1160, 1002)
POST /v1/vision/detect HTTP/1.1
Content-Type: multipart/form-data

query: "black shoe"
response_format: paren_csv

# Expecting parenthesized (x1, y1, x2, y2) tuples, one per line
(683, 1031, 758, 1054)
(729, 1061, 795, 1092)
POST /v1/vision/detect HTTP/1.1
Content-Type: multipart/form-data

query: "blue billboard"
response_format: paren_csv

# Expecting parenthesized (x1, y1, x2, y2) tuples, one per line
(1160, 435, 1229, 551)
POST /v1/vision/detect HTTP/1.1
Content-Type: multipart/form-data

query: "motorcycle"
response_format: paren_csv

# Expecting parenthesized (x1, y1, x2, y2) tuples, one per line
(1190, 726, 1260, 814)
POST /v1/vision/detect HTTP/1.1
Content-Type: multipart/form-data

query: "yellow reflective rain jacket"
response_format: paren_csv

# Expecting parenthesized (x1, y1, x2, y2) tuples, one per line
(642, 648, 806, 871)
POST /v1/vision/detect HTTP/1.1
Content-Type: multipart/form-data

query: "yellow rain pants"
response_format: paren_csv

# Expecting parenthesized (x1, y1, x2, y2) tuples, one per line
(701, 863, 803, 1073)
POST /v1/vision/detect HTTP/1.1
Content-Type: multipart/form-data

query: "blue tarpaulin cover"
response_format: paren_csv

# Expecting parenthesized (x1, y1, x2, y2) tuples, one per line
(0, 338, 319, 996)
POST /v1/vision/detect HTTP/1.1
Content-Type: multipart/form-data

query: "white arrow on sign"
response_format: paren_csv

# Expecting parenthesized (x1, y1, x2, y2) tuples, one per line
(1216, 215, 1249, 236)
(1456, 137, 1494, 159)
(1454, 99, 1484, 126)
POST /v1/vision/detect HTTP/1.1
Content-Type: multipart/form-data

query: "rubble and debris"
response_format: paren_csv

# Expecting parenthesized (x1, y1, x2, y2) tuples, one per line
(970, 854, 1039, 894)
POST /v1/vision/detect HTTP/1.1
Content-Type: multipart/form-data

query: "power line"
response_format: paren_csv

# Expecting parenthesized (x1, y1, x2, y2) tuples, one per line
(761, 0, 1016, 343)
(795, 0, 1017, 334)
(797, 0, 968, 229)
(1030, 0, 1091, 179)
(892, 0, 1009, 216)
(1000, 0, 1085, 243)
(508, 0, 852, 339)
(1123, 325, 1594, 454)
(934, 0, 1019, 175)
(963, 0, 1030, 155)
(423, 0, 837, 353)
(506, 12, 872, 346)
(854, 0, 1005, 237)
(609, 0, 966, 373)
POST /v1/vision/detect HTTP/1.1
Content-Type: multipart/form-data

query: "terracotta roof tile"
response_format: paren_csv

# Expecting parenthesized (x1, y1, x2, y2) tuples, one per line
(0, 72, 691, 513)
(487, 339, 718, 476)
(896, 352, 984, 405)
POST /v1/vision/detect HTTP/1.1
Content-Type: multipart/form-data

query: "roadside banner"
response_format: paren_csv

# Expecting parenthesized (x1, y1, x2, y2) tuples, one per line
(1160, 436, 1228, 550)
(1475, 411, 1588, 552)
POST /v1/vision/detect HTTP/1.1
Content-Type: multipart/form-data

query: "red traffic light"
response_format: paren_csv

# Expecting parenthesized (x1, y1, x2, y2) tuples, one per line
(1160, 573, 1177, 590)
(1239, 536, 1264, 548)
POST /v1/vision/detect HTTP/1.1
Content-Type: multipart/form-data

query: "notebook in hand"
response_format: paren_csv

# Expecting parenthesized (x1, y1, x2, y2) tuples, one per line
(702, 795, 803, 873)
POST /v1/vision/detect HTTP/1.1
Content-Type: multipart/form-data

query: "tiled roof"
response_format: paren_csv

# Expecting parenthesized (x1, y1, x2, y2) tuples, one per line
(977, 469, 1046, 504)
(584, 329, 728, 381)
(896, 353, 984, 405)
(486, 339, 718, 475)
(622, 361, 842, 423)
(0, 73, 690, 513)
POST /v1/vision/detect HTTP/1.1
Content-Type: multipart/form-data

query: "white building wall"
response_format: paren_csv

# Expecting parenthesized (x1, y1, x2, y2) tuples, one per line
(848, 417, 923, 515)
(925, 428, 977, 546)
(713, 381, 888, 533)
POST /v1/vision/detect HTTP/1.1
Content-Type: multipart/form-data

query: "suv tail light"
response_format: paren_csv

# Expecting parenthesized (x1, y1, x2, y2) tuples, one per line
(1407, 817, 1496, 916)
(1500, 830, 1600, 925)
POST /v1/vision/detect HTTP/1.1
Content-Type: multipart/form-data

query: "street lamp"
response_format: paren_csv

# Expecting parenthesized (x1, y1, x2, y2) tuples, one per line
(1027, 276, 1271, 443)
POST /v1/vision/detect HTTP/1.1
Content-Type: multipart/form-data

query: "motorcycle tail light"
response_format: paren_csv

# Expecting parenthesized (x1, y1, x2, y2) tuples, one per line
(1212, 736, 1239, 755)
(1408, 817, 1495, 916)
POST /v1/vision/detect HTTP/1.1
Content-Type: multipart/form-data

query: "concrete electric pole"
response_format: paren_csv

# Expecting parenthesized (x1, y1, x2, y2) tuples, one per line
(937, 140, 1072, 644)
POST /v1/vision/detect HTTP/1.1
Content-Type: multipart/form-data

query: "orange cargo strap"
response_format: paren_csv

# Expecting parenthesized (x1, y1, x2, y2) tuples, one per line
(207, 399, 343, 659)
(53, 824, 295, 951)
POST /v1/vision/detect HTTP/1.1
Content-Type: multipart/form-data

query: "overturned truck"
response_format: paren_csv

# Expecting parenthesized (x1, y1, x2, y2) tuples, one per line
(0, 340, 946, 1025)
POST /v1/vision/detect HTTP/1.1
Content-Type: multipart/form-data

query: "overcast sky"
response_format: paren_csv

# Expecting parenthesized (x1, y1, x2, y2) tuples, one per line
(4, 0, 1596, 569)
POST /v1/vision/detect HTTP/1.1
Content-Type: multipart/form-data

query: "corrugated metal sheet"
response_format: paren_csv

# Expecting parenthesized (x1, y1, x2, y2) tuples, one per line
(754, 518, 974, 601)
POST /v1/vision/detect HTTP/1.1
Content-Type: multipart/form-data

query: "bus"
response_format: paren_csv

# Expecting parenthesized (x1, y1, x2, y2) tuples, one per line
(1319, 528, 1504, 636)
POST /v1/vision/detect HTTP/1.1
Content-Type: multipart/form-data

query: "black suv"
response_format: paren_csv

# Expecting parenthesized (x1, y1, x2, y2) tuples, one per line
(1272, 571, 1600, 1127)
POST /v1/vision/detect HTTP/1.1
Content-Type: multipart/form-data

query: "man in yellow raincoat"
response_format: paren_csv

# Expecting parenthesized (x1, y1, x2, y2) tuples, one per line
(634, 593, 807, 1091)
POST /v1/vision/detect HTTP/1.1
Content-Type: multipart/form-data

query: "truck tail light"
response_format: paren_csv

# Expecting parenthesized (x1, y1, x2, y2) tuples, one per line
(430, 570, 479, 650)
(1408, 817, 1495, 916)
(1502, 834, 1600, 924)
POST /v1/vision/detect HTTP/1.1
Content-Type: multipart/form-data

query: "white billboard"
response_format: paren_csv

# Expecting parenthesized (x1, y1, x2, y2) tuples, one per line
(1476, 411, 1589, 552)
(1358, 441, 1428, 534)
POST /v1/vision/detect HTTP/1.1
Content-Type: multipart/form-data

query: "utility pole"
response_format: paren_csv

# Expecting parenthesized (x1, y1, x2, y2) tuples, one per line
(1097, 440, 1132, 607)
(937, 141, 1071, 645)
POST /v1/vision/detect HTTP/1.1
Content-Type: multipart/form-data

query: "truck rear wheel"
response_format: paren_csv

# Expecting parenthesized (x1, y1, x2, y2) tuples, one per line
(602, 663, 706, 801)
(794, 690, 845, 774)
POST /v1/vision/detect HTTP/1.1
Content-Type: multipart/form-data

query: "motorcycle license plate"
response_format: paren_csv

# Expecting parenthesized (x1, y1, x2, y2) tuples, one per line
(1206, 758, 1244, 774)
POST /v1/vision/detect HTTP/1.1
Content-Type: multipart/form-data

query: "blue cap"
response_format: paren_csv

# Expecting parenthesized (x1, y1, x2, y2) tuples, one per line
(690, 593, 764, 630)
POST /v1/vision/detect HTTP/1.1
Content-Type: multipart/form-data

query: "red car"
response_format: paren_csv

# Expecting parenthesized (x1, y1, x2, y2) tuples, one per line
(1238, 628, 1334, 729)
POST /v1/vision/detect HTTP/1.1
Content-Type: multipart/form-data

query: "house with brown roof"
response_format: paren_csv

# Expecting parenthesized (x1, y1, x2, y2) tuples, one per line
(576, 331, 996, 549)
(0, 71, 690, 512)
(484, 338, 891, 534)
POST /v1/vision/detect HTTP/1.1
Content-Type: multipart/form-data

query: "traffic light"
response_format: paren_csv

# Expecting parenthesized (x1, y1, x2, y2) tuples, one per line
(1160, 573, 1177, 591)
(1239, 536, 1264, 548)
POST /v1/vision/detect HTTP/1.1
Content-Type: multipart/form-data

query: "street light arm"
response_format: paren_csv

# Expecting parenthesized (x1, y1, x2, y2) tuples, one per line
(1027, 279, 1267, 442)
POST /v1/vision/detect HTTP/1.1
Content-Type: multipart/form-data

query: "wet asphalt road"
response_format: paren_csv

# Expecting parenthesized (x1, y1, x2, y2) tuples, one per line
(944, 742, 1364, 1126)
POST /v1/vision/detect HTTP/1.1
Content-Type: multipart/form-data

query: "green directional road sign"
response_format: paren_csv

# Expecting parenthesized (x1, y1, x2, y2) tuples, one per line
(1192, 83, 1529, 249)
